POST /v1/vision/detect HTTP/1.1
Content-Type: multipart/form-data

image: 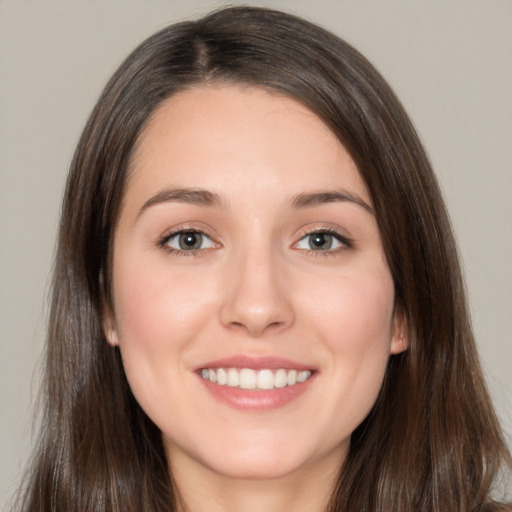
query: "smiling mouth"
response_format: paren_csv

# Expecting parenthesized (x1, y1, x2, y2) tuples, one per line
(199, 368, 313, 390)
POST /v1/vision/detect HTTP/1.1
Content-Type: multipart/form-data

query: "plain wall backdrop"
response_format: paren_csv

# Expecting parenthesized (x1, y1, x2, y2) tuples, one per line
(1, 0, 511, 508)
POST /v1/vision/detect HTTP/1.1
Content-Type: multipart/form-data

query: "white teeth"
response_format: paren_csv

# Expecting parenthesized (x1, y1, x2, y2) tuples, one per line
(297, 370, 312, 383)
(287, 369, 297, 386)
(256, 369, 274, 390)
(200, 367, 313, 390)
(239, 369, 257, 389)
(227, 368, 239, 387)
(216, 368, 227, 385)
(274, 369, 287, 388)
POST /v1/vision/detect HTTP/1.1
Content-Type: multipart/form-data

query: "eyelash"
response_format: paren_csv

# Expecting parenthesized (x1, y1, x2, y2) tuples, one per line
(157, 228, 215, 257)
(295, 227, 353, 256)
(156, 226, 353, 257)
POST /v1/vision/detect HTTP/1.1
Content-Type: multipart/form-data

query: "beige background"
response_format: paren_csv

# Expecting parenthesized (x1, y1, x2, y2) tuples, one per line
(1, 1, 511, 508)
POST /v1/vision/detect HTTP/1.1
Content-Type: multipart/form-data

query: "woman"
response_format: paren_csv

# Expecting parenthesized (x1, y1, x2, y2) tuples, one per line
(14, 6, 511, 512)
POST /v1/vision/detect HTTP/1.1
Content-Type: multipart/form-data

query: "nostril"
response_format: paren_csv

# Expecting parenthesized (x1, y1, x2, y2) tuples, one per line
(219, 277, 295, 335)
(226, 319, 287, 338)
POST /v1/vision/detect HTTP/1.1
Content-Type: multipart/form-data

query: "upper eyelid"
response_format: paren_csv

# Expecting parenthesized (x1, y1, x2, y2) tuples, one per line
(157, 228, 218, 256)
(293, 226, 354, 250)
(295, 225, 351, 241)
(158, 225, 217, 243)
(156, 223, 352, 249)
(155, 228, 214, 254)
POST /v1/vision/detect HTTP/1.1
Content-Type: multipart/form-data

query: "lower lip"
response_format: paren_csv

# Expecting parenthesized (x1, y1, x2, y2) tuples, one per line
(198, 374, 315, 411)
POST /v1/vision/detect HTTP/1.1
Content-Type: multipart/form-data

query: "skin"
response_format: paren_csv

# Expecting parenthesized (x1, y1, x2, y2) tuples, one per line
(106, 85, 408, 512)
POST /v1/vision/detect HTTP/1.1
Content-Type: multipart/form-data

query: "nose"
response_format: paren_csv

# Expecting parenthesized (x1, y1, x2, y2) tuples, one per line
(219, 248, 294, 337)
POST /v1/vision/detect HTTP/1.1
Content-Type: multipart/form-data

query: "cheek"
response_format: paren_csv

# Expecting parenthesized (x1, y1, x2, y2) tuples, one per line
(110, 258, 216, 396)
(302, 268, 395, 427)
(304, 265, 395, 348)
(333, 271, 394, 370)
(110, 259, 220, 427)
(113, 259, 214, 346)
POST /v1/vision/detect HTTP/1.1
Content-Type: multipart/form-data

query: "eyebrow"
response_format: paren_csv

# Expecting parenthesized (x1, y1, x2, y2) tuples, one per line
(289, 190, 374, 214)
(138, 187, 226, 218)
(137, 186, 374, 218)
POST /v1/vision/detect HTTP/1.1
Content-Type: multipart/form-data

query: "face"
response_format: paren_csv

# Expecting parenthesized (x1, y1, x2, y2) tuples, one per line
(107, 85, 406, 482)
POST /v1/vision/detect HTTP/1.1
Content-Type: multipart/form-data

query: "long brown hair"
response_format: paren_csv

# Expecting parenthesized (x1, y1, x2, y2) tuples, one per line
(15, 6, 511, 511)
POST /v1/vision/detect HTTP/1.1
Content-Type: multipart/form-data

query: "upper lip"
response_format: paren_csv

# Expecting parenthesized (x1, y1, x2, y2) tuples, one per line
(195, 355, 316, 372)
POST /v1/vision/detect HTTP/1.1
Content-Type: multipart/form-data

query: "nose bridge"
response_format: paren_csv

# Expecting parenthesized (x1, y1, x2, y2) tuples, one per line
(219, 238, 293, 336)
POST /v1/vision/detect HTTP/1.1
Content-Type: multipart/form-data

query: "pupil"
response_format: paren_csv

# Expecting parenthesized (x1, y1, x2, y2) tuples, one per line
(310, 233, 332, 250)
(179, 232, 201, 250)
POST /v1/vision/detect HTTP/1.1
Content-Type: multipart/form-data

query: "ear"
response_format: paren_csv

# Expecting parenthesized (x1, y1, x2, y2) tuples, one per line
(104, 324, 119, 347)
(390, 306, 409, 355)
(100, 270, 119, 346)
(102, 307, 119, 347)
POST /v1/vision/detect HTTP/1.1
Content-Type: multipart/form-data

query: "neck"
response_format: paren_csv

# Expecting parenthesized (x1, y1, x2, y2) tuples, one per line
(169, 446, 345, 512)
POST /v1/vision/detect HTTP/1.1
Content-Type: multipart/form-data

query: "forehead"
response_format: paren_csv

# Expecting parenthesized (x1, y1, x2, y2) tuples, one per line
(125, 85, 369, 209)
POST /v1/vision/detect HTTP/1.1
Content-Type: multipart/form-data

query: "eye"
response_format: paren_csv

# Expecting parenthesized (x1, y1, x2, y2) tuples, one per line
(295, 231, 347, 252)
(161, 230, 215, 252)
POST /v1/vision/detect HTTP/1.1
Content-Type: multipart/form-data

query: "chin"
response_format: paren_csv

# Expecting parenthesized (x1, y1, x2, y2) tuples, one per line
(196, 434, 343, 482)
(205, 452, 308, 481)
